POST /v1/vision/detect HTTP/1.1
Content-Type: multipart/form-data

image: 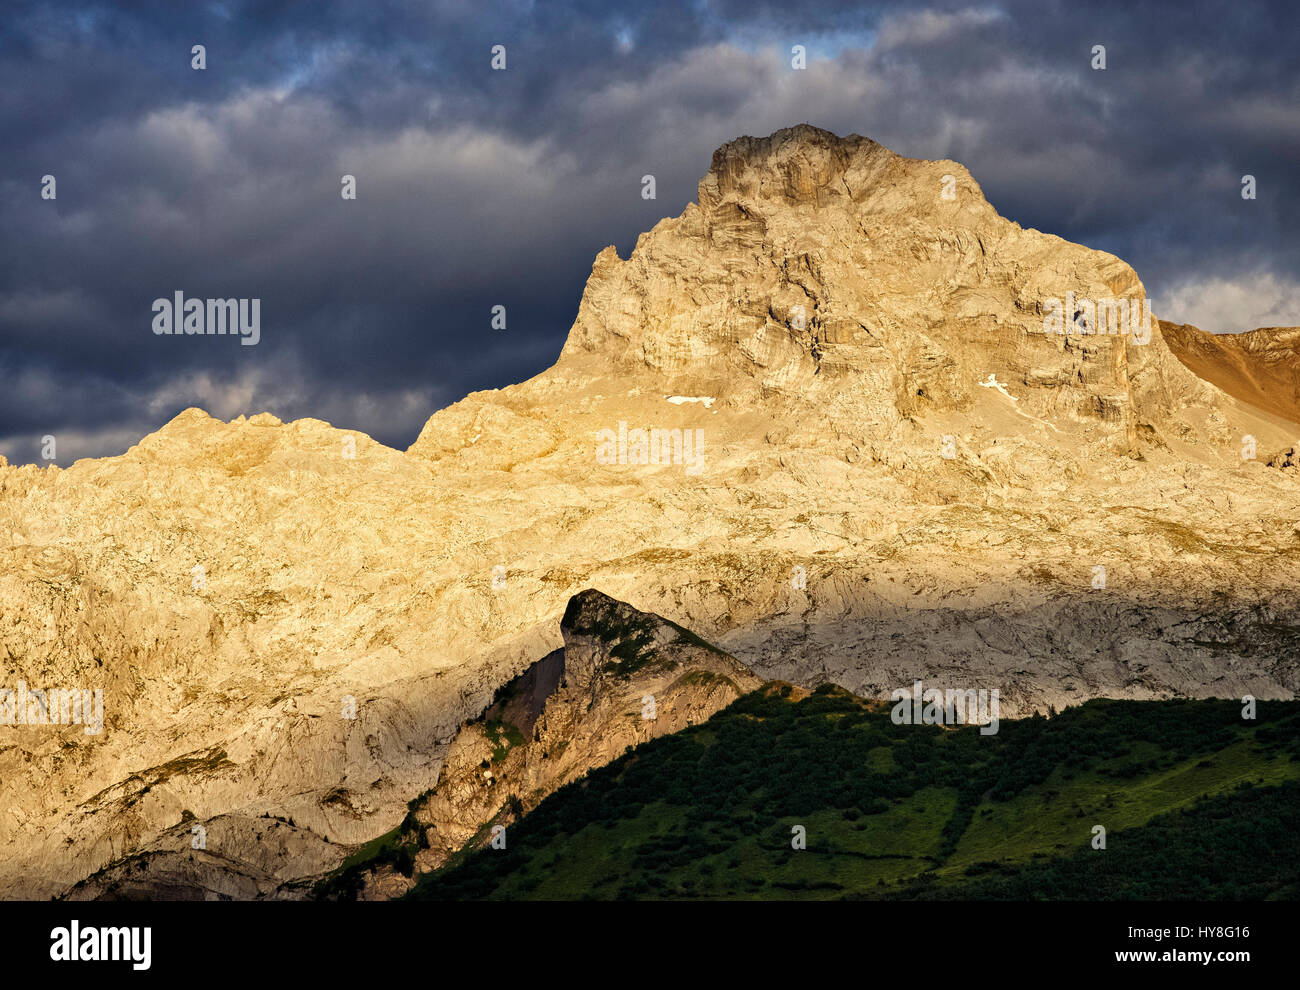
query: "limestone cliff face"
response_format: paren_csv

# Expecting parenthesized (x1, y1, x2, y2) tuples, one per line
(2, 125, 1299, 901)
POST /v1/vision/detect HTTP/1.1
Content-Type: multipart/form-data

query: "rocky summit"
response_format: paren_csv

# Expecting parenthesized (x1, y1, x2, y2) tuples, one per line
(2, 125, 1297, 900)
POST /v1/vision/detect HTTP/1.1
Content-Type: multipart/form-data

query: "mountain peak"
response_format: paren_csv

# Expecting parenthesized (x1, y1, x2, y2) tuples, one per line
(698, 125, 939, 211)
(555, 124, 1209, 461)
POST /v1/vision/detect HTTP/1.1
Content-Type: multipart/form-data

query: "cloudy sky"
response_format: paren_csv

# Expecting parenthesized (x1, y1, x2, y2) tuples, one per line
(2, 0, 1296, 465)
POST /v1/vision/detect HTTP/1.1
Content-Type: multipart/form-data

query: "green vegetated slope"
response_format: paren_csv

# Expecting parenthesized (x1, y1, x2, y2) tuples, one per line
(406, 685, 1300, 900)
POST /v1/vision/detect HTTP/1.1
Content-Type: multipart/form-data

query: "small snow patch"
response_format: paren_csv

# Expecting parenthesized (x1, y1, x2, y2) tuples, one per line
(979, 373, 1063, 433)
(978, 374, 1018, 402)
(666, 395, 715, 408)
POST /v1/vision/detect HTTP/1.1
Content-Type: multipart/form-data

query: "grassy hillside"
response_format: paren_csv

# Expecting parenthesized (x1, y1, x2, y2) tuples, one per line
(407, 685, 1300, 900)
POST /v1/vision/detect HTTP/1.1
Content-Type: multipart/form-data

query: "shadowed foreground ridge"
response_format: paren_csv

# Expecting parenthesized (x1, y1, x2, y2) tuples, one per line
(408, 687, 1300, 901)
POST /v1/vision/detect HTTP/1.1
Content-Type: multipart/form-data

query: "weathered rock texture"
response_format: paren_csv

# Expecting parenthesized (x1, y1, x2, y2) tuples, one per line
(334, 590, 759, 899)
(2, 125, 1298, 900)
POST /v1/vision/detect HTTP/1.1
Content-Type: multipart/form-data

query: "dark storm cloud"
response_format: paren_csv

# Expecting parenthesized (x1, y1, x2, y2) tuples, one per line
(1, 0, 1296, 465)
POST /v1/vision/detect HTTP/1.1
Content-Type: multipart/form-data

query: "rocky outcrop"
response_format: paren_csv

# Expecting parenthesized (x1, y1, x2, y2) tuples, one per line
(2, 125, 1298, 901)
(62, 813, 338, 901)
(328, 590, 759, 899)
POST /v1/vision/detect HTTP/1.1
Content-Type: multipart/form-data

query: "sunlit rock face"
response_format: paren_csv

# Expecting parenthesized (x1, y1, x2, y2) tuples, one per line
(1162, 321, 1300, 426)
(3, 125, 1298, 900)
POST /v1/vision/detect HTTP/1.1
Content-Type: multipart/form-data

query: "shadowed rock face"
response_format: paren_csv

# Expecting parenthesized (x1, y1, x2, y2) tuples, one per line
(1162, 321, 1300, 427)
(2, 125, 1299, 900)
(333, 589, 760, 899)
